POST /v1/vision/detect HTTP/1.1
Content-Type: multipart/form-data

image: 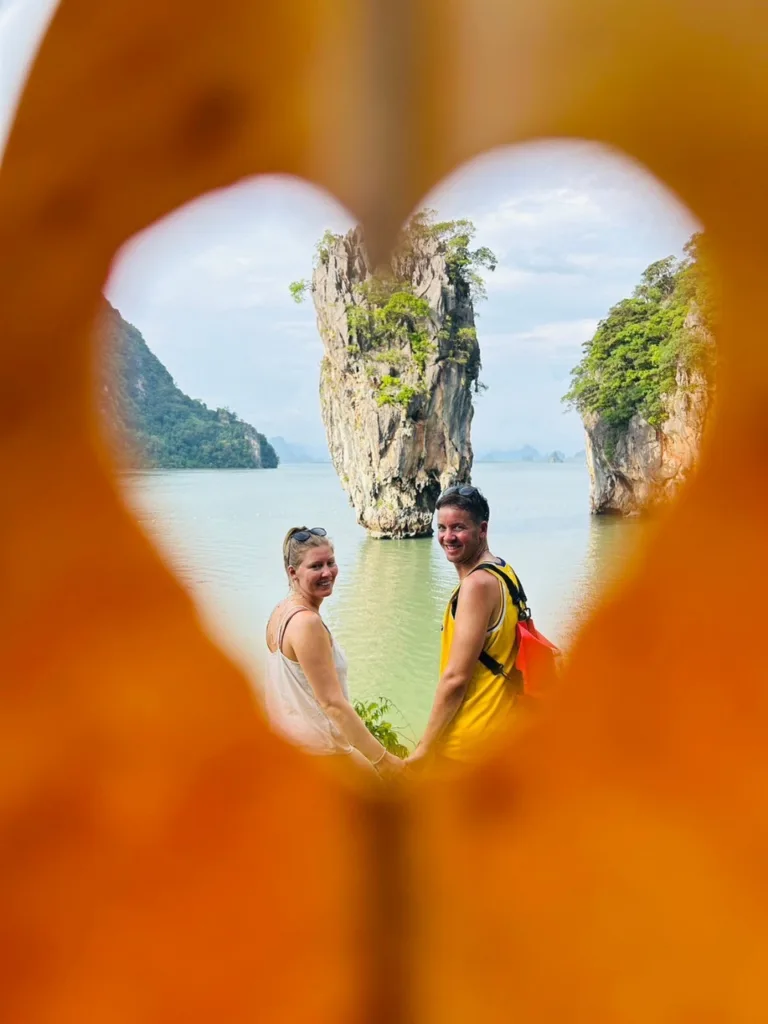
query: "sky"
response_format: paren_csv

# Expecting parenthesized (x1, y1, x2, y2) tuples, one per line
(1, 0, 699, 456)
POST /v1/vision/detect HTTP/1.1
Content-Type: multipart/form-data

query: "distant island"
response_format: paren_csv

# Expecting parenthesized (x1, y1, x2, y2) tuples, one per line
(269, 436, 331, 465)
(476, 446, 585, 464)
(99, 302, 278, 469)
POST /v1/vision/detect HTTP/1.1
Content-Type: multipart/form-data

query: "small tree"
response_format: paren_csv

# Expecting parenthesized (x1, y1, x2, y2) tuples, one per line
(353, 697, 411, 758)
(289, 279, 308, 304)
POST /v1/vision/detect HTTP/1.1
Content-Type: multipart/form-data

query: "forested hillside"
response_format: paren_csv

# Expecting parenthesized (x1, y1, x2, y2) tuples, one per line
(99, 303, 278, 469)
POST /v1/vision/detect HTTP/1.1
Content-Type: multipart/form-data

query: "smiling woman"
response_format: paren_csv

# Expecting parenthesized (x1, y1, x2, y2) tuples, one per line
(263, 524, 406, 778)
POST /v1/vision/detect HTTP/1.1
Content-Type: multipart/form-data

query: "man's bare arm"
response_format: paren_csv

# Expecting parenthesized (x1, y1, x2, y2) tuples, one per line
(408, 572, 500, 760)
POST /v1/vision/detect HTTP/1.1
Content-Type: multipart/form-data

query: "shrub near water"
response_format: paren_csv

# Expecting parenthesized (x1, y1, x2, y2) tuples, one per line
(353, 697, 411, 758)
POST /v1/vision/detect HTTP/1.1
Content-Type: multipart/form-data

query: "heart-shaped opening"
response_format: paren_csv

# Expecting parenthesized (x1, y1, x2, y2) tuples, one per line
(99, 140, 713, 774)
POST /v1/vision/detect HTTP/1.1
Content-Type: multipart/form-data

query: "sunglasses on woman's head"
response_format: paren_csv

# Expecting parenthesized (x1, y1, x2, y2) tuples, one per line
(292, 527, 327, 543)
(440, 485, 480, 500)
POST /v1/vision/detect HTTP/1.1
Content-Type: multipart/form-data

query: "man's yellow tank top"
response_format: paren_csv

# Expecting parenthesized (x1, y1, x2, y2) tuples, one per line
(439, 559, 522, 761)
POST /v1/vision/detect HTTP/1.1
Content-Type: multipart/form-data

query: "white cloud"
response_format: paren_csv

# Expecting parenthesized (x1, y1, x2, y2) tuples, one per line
(482, 319, 598, 355)
(485, 265, 583, 293)
(562, 252, 644, 272)
(477, 187, 605, 237)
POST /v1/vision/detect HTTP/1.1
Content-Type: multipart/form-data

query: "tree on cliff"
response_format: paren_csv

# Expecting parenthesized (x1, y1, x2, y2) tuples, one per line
(564, 233, 716, 429)
(291, 211, 496, 408)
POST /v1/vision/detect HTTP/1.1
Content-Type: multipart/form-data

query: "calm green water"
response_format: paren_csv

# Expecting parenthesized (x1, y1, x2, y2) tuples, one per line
(125, 463, 641, 737)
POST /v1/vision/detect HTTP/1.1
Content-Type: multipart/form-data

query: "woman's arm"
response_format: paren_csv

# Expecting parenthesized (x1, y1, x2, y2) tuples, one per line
(290, 615, 402, 774)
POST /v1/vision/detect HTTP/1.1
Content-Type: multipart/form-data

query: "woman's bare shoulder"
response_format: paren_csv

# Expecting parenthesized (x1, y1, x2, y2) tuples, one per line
(266, 600, 301, 651)
(269, 603, 324, 637)
(280, 607, 329, 662)
(287, 607, 326, 640)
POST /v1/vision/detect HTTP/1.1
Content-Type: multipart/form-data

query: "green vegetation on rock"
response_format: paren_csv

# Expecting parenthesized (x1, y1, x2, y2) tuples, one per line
(564, 233, 716, 428)
(288, 280, 308, 304)
(100, 303, 278, 469)
(290, 210, 496, 411)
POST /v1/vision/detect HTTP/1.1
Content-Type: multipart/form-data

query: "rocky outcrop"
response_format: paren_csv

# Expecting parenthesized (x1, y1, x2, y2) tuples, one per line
(310, 227, 480, 537)
(585, 307, 713, 514)
(571, 238, 716, 514)
(585, 366, 709, 513)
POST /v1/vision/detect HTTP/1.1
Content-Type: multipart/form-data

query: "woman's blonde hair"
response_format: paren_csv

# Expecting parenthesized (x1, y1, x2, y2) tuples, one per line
(282, 526, 333, 583)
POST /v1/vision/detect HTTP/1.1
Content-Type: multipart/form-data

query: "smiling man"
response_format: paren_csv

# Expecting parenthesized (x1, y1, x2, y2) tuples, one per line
(408, 485, 528, 766)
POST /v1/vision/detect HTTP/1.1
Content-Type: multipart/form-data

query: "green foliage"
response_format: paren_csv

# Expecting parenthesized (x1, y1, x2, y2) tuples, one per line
(346, 303, 373, 340)
(564, 233, 716, 429)
(346, 286, 436, 396)
(287, 230, 342, 301)
(410, 330, 435, 373)
(306, 211, 495, 417)
(376, 378, 423, 409)
(368, 348, 409, 368)
(379, 290, 432, 324)
(450, 326, 478, 365)
(100, 306, 278, 470)
(353, 697, 410, 757)
(346, 290, 434, 348)
(401, 210, 498, 299)
(316, 229, 341, 266)
(289, 279, 309, 304)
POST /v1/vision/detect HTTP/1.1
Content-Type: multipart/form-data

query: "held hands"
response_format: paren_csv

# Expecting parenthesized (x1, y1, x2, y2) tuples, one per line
(373, 750, 406, 779)
(403, 744, 430, 772)
(370, 746, 430, 779)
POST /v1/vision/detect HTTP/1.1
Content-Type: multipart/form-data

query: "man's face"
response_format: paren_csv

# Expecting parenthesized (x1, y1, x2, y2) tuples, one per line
(437, 504, 487, 566)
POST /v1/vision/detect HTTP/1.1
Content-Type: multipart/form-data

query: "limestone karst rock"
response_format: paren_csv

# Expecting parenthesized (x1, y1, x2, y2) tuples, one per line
(585, 309, 714, 515)
(308, 219, 491, 537)
(585, 364, 710, 514)
(568, 240, 716, 515)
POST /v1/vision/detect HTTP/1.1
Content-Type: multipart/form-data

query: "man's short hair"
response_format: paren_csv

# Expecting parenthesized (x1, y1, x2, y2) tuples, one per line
(435, 484, 490, 525)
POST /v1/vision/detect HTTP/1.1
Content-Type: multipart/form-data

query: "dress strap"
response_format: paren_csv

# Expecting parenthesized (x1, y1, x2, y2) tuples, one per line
(277, 606, 312, 653)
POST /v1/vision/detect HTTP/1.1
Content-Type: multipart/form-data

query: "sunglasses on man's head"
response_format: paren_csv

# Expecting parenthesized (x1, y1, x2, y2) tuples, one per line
(292, 527, 327, 543)
(440, 485, 480, 500)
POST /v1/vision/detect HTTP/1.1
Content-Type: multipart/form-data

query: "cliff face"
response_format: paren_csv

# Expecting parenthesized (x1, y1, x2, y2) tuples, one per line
(569, 238, 716, 515)
(585, 363, 710, 514)
(98, 302, 278, 469)
(311, 227, 479, 537)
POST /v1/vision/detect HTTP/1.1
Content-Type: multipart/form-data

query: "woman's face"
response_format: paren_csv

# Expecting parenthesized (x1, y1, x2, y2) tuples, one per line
(291, 543, 339, 601)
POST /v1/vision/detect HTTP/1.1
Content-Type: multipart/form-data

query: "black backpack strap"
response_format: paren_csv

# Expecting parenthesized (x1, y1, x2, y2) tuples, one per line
(478, 650, 524, 691)
(472, 561, 530, 618)
(478, 649, 505, 676)
(450, 561, 531, 621)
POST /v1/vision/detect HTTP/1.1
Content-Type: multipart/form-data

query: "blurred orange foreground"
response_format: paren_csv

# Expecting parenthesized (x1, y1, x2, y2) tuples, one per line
(2, 0, 768, 1020)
